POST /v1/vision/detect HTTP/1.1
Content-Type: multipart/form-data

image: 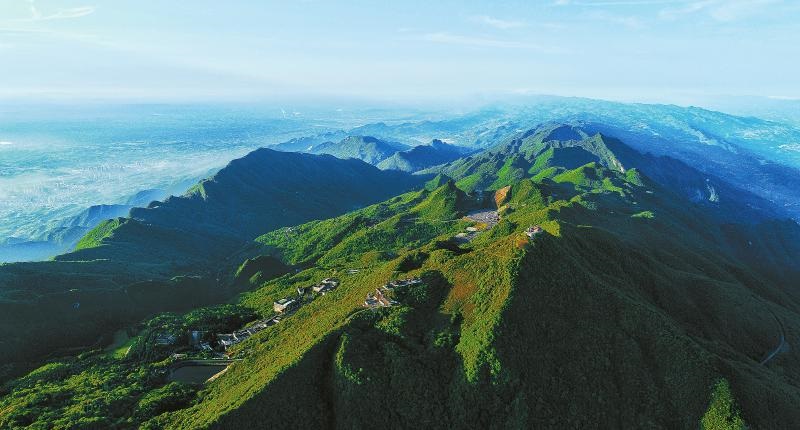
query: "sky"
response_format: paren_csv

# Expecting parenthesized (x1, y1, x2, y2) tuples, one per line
(0, 0, 799, 105)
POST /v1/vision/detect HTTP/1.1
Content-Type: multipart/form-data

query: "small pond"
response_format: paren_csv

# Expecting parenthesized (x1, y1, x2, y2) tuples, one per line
(168, 364, 228, 384)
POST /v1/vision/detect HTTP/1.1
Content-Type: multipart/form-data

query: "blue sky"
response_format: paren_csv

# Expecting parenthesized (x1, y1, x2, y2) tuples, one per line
(0, 0, 798, 104)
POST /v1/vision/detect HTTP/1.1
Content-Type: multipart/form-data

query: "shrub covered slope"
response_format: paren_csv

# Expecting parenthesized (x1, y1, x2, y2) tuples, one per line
(0, 149, 423, 382)
(2, 124, 800, 429)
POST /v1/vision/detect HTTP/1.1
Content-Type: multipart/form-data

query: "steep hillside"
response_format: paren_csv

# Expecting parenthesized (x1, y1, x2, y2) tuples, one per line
(336, 98, 800, 221)
(158, 164, 800, 429)
(59, 149, 421, 266)
(0, 149, 424, 382)
(0, 179, 196, 264)
(0, 205, 136, 263)
(308, 135, 409, 164)
(5, 129, 800, 429)
(270, 131, 349, 152)
(577, 120, 800, 222)
(377, 139, 471, 172)
(426, 123, 781, 223)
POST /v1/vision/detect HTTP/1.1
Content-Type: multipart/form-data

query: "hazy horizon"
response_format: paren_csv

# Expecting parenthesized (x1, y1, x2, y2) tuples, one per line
(1, 0, 799, 105)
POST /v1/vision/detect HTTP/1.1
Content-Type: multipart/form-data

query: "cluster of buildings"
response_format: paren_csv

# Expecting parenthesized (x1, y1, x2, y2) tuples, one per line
(363, 277, 422, 309)
(454, 210, 502, 243)
(364, 288, 396, 308)
(525, 225, 544, 239)
(188, 330, 213, 352)
(311, 278, 340, 295)
(213, 278, 342, 351)
(216, 316, 280, 350)
(272, 278, 339, 314)
(273, 297, 298, 313)
(384, 277, 422, 290)
(158, 276, 350, 358)
(155, 332, 178, 346)
(465, 209, 500, 228)
(454, 226, 480, 244)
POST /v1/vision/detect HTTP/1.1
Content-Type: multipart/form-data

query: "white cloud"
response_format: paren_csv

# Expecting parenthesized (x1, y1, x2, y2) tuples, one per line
(25, 0, 41, 20)
(659, 1, 717, 19)
(471, 15, 526, 29)
(588, 11, 646, 28)
(768, 95, 800, 100)
(42, 7, 95, 20)
(21, 0, 95, 22)
(539, 22, 567, 30)
(708, 0, 779, 21)
(0, 141, 14, 146)
(418, 32, 564, 53)
(659, 0, 780, 22)
(557, 0, 685, 6)
(421, 32, 525, 48)
(554, 0, 781, 23)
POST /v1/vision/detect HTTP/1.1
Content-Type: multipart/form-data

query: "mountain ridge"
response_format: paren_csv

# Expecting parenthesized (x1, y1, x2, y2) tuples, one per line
(377, 139, 471, 172)
(2, 121, 800, 429)
(0, 148, 425, 382)
(141, 133, 800, 429)
(308, 135, 409, 164)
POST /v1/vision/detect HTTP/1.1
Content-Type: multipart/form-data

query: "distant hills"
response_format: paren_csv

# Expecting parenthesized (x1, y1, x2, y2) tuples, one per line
(0, 203, 137, 263)
(60, 148, 423, 267)
(2, 106, 800, 428)
(269, 99, 800, 222)
(271, 130, 349, 152)
(0, 149, 424, 379)
(309, 135, 409, 164)
(0, 179, 198, 263)
(273, 134, 471, 172)
(425, 123, 781, 223)
(377, 139, 472, 172)
(154, 125, 800, 429)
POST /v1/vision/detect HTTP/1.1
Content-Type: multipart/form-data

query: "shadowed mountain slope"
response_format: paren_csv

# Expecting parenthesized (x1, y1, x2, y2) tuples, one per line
(58, 149, 422, 267)
(143, 145, 800, 429)
(424, 123, 781, 223)
(3, 124, 800, 429)
(307, 135, 409, 164)
(377, 139, 471, 172)
(0, 149, 424, 381)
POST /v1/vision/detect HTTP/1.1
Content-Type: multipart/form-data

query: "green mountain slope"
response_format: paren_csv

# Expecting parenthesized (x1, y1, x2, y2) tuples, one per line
(309, 135, 409, 164)
(2, 126, 800, 429)
(62, 148, 421, 266)
(425, 123, 779, 223)
(142, 161, 799, 429)
(377, 139, 470, 172)
(0, 149, 424, 382)
(270, 131, 349, 152)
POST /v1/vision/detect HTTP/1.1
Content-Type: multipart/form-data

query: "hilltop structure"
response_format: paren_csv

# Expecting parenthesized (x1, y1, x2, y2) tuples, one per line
(525, 225, 543, 238)
(311, 278, 339, 294)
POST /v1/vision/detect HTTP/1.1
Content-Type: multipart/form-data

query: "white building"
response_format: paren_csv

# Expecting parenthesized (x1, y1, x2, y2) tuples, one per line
(273, 298, 297, 313)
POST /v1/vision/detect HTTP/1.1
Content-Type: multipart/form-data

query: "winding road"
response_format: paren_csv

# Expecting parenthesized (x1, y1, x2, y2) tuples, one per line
(760, 311, 787, 365)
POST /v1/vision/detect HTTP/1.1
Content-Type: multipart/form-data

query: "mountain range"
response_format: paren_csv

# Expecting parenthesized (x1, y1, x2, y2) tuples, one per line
(7, 97, 800, 265)
(274, 98, 800, 223)
(1, 105, 800, 428)
(273, 134, 471, 173)
(0, 149, 423, 381)
(0, 179, 199, 263)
